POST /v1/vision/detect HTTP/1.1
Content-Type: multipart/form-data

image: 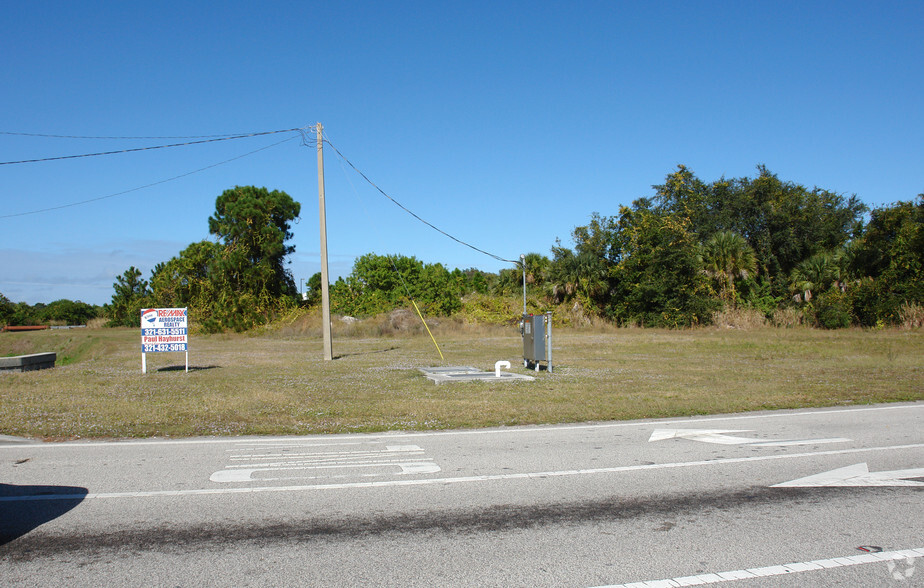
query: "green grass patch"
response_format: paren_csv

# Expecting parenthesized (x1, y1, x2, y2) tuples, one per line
(0, 325, 921, 440)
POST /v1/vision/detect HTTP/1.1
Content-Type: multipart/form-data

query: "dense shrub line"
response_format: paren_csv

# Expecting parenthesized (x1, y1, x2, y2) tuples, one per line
(321, 166, 922, 329)
(13, 166, 904, 333)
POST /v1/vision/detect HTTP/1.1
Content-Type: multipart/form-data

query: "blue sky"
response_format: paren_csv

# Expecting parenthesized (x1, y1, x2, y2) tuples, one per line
(1, 1, 921, 306)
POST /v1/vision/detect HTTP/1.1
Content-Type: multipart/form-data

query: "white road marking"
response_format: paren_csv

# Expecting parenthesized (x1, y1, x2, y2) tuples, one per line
(2, 403, 919, 449)
(210, 443, 439, 483)
(210, 461, 441, 482)
(3, 442, 922, 501)
(773, 462, 924, 487)
(649, 428, 851, 446)
(590, 547, 923, 587)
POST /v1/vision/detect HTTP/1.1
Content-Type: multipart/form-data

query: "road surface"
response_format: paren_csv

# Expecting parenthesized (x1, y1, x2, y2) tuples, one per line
(2, 402, 922, 586)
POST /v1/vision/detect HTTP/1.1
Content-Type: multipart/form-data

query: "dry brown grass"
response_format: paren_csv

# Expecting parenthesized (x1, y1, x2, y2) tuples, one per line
(771, 307, 806, 328)
(899, 302, 924, 329)
(711, 307, 768, 329)
(1, 324, 921, 440)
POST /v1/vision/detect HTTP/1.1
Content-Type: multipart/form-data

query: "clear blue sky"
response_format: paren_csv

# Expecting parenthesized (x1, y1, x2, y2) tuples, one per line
(2, 1, 921, 306)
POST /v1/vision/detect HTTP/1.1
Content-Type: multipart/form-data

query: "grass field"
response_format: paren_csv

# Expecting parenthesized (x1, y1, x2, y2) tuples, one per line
(1, 324, 921, 440)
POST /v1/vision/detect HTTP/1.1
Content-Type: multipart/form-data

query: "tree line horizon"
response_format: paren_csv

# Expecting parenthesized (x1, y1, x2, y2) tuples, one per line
(2, 165, 921, 330)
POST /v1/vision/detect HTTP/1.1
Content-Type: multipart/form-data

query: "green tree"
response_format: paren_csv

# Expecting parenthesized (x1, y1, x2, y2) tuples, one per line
(331, 254, 414, 316)
(331, 254, 465, 317)
(701, 231, 757, 306)
(149, 241, 222, 311)
(106, 266, 150, 327)
(492, 267, 521, 296)
(303, 272, 323, 306)
(521, 252, 552, 289)
(570, 213, 619, 261)
(460, 268, 490, 295)
(650, 165, 712, 232)
(37, 299, 101, 325)
(849, 196, 924, 324)
(8, 302, 37, 326)
(208, 186, 301, 299)
(106, 186, 301, 332)
(548, 248, 608, 305)
(414, 262, 463, 315)
(814, 286, 853, 329)
(608, 207, 718, 327)
(0, 293, 15, 326)
(652, 165, 866, 297)
(547, 213, 618, 309)
(790, 250, 844, 303)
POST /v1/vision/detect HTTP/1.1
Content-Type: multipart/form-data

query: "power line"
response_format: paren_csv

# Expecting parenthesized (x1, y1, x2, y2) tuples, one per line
(0, 127, 305, 165)
(0, 136, 299, 219)
(0, 130, 279, 140)
(331, 150, 446, 360)
(321, 133, 520, 266)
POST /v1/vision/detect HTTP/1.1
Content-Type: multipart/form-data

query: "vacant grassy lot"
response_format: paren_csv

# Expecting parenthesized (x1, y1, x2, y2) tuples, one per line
(1, 325, 921, 440)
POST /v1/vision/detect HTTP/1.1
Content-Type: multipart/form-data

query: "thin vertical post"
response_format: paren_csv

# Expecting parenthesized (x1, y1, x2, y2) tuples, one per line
(520, 254, 527, 316)
(317, 123, 333, 361)
(546, 311, 553, 374)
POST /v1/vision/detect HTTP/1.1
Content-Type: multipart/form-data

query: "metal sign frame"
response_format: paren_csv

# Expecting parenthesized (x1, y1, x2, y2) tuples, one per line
(140, 307, 188, 373)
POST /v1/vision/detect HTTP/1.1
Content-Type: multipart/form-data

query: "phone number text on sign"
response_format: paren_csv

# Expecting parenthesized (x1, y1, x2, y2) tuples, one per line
(141, 328, 187, 336)
(142, 343, 187, 353)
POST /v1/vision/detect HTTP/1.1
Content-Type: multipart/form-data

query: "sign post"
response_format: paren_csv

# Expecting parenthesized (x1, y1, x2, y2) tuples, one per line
(141, 308, 188, 373)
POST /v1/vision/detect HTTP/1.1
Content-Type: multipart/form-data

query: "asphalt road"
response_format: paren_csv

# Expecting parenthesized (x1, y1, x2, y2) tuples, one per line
(2, 402, 922, 587)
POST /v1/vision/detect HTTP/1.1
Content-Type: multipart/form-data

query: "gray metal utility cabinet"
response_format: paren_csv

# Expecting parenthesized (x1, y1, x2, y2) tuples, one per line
(520, 312, 552, 372)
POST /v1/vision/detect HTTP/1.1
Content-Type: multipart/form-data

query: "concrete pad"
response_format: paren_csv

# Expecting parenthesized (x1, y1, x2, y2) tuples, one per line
(419, 366, 535, 385)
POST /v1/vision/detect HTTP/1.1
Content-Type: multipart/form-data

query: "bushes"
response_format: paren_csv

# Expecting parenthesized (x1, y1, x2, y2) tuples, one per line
(330, 254, 466, 318)
(454, 294, 523, 325)
(607, 208, 719, 327)
(0, 294, 102, 327)
(814, 288, 852, 329)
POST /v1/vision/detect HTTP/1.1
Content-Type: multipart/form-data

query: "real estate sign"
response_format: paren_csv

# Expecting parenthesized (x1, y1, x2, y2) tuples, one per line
(141, 307, 188, 373)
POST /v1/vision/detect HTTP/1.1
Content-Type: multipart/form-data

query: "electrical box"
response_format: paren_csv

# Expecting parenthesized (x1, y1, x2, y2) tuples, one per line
(520, 312, 552, 372)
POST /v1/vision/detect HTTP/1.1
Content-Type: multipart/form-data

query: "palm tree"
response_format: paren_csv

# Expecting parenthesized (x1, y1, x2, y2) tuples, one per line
(549, 250, 608, 303)
(701, 231, 757, 306)
(790, 250, 844, 302)
(521, 252, 551, 287)
(549, 249, 579, 302)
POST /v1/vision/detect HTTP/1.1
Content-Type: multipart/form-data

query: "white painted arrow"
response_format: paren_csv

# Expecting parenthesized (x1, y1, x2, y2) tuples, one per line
(773, 463, 924, 487)
(650, 429, 756, 444)
(649, 428, 850, 447)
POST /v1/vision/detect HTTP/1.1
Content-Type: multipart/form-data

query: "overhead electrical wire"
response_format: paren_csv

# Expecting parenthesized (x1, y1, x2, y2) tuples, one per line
(332, 142, 445, 361)
(321, 133, 521, 267)
(0, 130, 284, 140)
(0, 135, 299, 219)
(0, 127, 305, 165)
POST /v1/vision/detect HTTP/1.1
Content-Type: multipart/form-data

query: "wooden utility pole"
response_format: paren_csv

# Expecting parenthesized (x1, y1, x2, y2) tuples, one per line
(317, 123, 333, 360)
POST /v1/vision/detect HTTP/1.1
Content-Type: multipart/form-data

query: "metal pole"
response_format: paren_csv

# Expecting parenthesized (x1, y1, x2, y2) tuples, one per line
(317, 123, 333, 361)
(546, 311, 553, 374)
(520, 253, 527, 316)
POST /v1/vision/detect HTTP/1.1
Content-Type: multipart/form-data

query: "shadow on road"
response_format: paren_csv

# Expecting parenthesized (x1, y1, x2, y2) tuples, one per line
(0, 483, 88, 545)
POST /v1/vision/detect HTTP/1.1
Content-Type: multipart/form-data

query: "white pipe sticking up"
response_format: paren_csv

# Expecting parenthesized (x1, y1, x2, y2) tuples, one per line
(495, 360, 511, 377)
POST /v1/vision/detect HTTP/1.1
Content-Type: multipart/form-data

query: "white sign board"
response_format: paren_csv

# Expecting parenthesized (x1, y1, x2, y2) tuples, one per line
(141, 307, 188, 373)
